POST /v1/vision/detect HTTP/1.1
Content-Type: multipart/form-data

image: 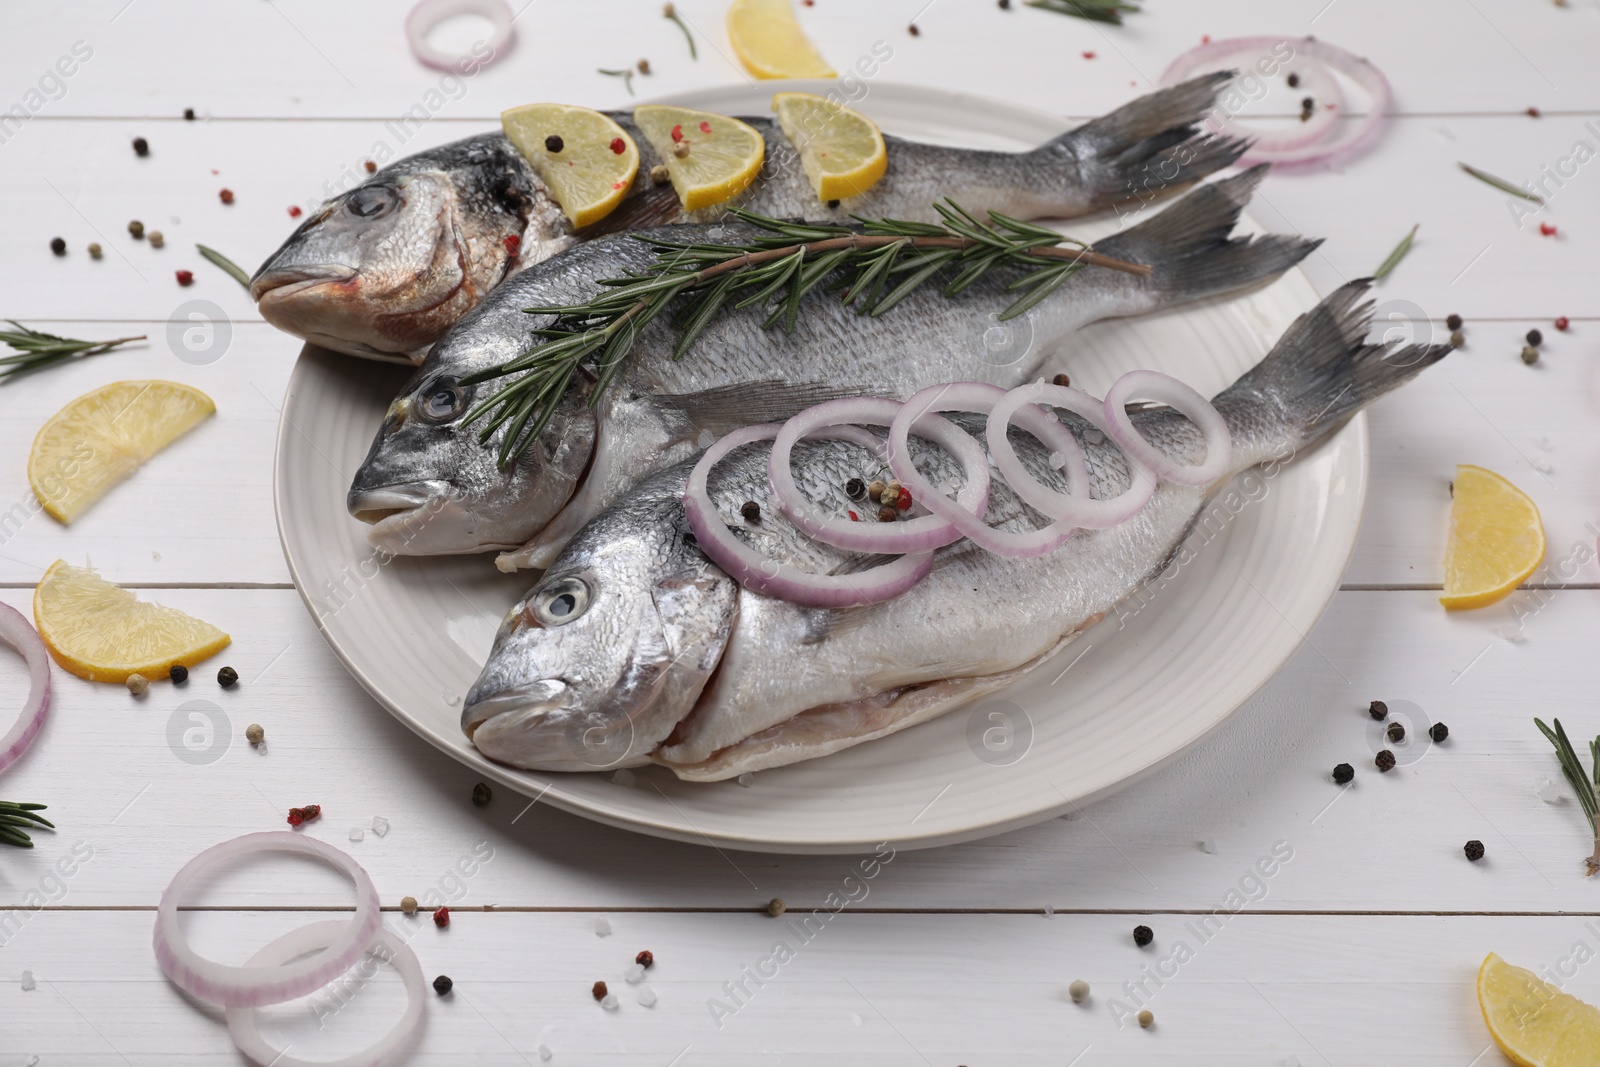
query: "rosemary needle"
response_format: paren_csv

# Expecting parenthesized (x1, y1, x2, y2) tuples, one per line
(0, 801, 52, 848)
(195, 243, 253, 289)
(1024, 0, 1141, 25)
(664, 3, 697, 60)
(1459, 162, 1544, 204)
(1372, 224, 1418, 281)
(598, 68, 636, 96)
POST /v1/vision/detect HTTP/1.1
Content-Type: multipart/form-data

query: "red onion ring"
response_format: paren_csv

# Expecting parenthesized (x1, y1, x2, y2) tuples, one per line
(887, 383, 1086, 559)
(0, 602, 50, 776)
(986, 381, 1158, 530)
(405, 0, 514, 73)
(683, 425, 934, 608)
(1102, 370, 1233, 487)
(1161, 36, 1391, 168)
(769, 396, 988, 555)
(226, 921, 425, 1067)
(153, 833, 382, 1009)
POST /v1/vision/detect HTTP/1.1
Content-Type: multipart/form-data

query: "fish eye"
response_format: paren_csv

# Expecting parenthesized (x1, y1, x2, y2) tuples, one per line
(531, 577, 590, 626)
(347, 184, 398, 219)
(416, 376, 469, 423)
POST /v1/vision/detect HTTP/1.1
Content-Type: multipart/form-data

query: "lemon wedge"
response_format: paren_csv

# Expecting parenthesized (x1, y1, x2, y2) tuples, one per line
(501, 103, 639, 228)
(771, 92, 888, 203)
(1479, 952, 1600, 1067)
(1441, 465, 1545, 610)
(29, 380, 214, 525)
(34, 561, 230, 683)
(633, 105, 766, 212)
(726, 0, 836, 79)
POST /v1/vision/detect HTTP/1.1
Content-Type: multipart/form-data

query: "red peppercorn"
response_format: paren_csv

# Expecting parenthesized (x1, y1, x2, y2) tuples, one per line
(636, 949, 654, 967)
(609, 137, 626, 155)
(1540, 222, 1557, 236)
(1555, 317, 1570, 331)
(1527, 107, 1541, 118)
(175, 270, 194, 287)
(504, 234, 521, 257)
(364, 159, 377, 173)
(847, 510, 859, 522)
(1082, 51, 1096, 59)
(592, 980, 608, 1000)
(670, 124, 684, 143)
(219, 188, 235, 205)
(1201, 34, 1211, 43)
(288, 205, 303, 218)
(286, 803, 322, 827)
(895, 487, 912, 511)
(698, 120, 712, 134)
(433, 906, 450, 928)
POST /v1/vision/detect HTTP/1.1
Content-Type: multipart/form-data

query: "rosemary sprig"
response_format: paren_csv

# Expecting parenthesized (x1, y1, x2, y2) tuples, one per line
(1460, 162, 1544, 204)
(1372, 224, 1418, 281)
(664, 2, 697, 60)
(0, 802, 53, 849)
(0, 322, 145, 380)
(1535, 717, 1600, 875)
(196, 243, 252, 289)
(598, 68, 636, 96)
(458, 202, 1146, 465)
(1024, 0, 1141, 24)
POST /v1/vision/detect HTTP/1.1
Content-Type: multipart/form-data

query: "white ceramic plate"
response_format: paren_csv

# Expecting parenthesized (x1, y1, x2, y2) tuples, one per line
(275, 82, 1356, 854)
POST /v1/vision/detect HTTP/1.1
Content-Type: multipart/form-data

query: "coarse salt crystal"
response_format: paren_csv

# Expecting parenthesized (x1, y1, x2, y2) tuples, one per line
(1043, 905, 1054, 918)
(594, 917, 612, 937)
(600, 993, 619, 1010)
(637, 984, 657, 1007)
(1495, 625, 1528, 644)
(20, 970, 35, 990)
(737, 773, 754, 787)
(1537, 776, 1565, 803)
(349, 828, 365, 843)
(611, 769, 636, 787)
(371, 816, 390, 837)
(625, 964, 646, 983)
(1199, 838, 1217, 854)
(538, 1043, 553, 1061)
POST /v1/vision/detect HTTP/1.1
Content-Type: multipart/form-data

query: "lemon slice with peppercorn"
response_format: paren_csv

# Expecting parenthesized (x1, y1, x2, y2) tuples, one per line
(33, 560, 230, 683)
(632, 105, 766, 212)
(501, 104, 639, 229)
(1478, 952, 1600, 1066)
(726, 0, 837, 80)
(1440, 464, 1545, 610)
(771, 92, 888, 203)
(28, 380, 215, 525)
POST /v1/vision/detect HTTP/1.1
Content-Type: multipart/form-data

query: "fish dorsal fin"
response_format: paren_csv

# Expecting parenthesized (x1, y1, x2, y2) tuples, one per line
(654, 380, 861, 439)
(578, 181, 684, 237)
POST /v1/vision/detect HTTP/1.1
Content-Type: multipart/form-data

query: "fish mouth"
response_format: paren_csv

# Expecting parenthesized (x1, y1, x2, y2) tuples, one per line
(461, 680, 568, 740)
(464, 680, 645, 771)
(347, 481, 447, 526)
(250, 264, 358, 303)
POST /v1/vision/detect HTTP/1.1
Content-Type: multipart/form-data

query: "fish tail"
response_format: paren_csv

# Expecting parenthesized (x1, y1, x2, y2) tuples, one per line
(1216, 279, 1453, 452)
(1085, 166, 1320, 314)
(1046, 72, 1251, 211)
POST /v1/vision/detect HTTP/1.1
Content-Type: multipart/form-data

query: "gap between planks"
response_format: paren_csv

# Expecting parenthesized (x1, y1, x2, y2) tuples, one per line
(23, 906, 1600, 918)
(22, 110, 1600, 123)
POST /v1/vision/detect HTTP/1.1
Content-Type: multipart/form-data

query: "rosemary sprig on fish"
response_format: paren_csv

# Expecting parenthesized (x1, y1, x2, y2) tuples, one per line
(458, 203, 1149, 466)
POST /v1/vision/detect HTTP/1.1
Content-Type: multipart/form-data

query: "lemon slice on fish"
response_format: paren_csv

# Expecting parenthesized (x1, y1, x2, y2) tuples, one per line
(29, 380, 215, 525)
(726, 0, 836, 80)
(772, 92, 888, 203)
(502, 103, 639, 228)
(1478, 952, 1600, 1066)
(1440, 464, 1544, 610)
(633, 105, 766, 212)
(34, 560, 230, 683)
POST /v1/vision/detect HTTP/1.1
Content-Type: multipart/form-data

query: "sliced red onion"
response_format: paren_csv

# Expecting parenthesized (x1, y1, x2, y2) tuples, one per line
(405, 0, 514, 73)
(987, 381, 1158, 530)
(684, 425, 933, 609)
(0, 602, 50, 776)
(1103, 370, 1233, 487)
(1160, 36, 1391, 168)
(226, 921, 424, 1067)
(887, 383, 1085, 559)
(769, 396, 987, 555)
(153, 833, 382, 1009)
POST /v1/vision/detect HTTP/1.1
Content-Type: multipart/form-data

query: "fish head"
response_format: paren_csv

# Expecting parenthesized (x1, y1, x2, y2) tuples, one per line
(347, 363, 597, 554)
(462, 488, 737, 771)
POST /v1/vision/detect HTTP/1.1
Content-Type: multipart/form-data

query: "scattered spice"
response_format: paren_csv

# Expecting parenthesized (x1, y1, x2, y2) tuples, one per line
(1459, 162, 1544, 204)
(1527, 329, 1543, 347)
(741, 500, 761, 523)
(649, 163, 669, 184)
(698, 120, 712, 135)
(433, 975, 453, 995)
(1368, 700, 1388, 721)
(126, 672, 149, 695)
(637, 58, 651, 75)
(847, 510, 859, 521)
(128, 220, 145, 239)
(433, 906, 450, 928)
(1082, 51, 1096, 59)
(867, 479, 886, 501)
(87, 243, 102, 260)
(364, 159, 377, 173)
(877, 504, 898, 523)
(175, 270, 194, 287)
(218, 188, 235, 205)
(636, 949, 654, 968)
(1429, 722, 1449, 743)
(673, 140, 690, 159)
(544, 134, 564, 154)
(217, 665, 238, 688)
(286, 804, 322, 827)
(49, 238, 66, 257)
(592, 980, 608, 1000)
(598, 68, 636, 95)
(1464, 839, 1485, 862)
(845, 477, 866, 500)
(147, 230, 164, 249)
(1386, 721, 1405, 743)
(183, 107, 195, 120)
(401, 895, 419, 914)
(246, 723, 264, 745)
(826, 199, 840, 209)
(1372, 224, 1418, 281)
(894, 487, 912, 511)
(1527, 106, 1542, 118)
(503, 234, 521, 258)
(1375, 749, 1396, 772)
(908, 23, 920, 35)
(170, 664, 188, 684)
(1132, 924, 1153, 947)
(609, 137, 626, 155)
(670, 124, 684, 143)
(1332, 763, 1354, 785)
(1522, 346, 1539, 365)
(1052, 373, 1071, 387)
(1138, 1009, 1155, 1028)
(1287, 72, 1300, 88)
(472, 781, 493, 807)
(288, 205, 303, 218)
(663, 3, 697, 61)
(1450, 331, 1465, 348)
(1446, 313, 1463, 331)
(767, 897, 786, 917)
(1555, 316, 1570, 331)
(1540, 222, 1558, 237)
(132, 136, 149, 157)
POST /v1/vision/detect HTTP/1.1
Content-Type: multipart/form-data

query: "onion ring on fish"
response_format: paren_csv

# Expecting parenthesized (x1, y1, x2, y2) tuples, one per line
(1160, 37, 1391, 168)
(226, 921, 425, 1067)
(0, 602, 50, 776)
(769, 396, 988, 555)
(987, 381, 1159, 530)
(684, 425, 934, 609)
(153, 833, 382, 1009)
(887, 383, 1085, 559)
(405, 0, 515, 73)
(1103, 370, 1233, 487)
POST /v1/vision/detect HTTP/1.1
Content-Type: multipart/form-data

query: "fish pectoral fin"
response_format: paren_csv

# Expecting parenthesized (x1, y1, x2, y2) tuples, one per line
(578, 181, 684, 237)
(653, 380, 864, 440)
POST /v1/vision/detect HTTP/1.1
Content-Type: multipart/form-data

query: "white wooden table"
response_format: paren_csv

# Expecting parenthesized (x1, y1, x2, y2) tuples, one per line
(2, 1, 1598, 1062)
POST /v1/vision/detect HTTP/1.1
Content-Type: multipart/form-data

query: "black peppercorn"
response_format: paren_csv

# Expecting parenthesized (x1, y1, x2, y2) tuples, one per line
(908, 23, 920, 35)
(741, 500, 761, 523)
(1386, 721, 1405, 743)
(183, 107, 195, 120)
(1526, 328, 1543, 347)
(999, 0, 1011, 7)
(845, 477, 866, 501)
(217, 666, 239, 688)
(169, 664, 188, 684)
(132, 137, 149, 157)
(1052, 373, 1071, 387)
(827, 199, 840, 209)
(1429, 722, 1449, 743)
(433, 975, 453, 995)
(472, 781, 492, 807)
(1132, 924, 1153, 947)
(1287, 72, 1300, 88)
(1464, 839, 1485, 862)
(49, 237, 66, 256)
(1368, 700, 1388, 721)
(1446, 314, 1463, 331)
(1332, 763, 1354, 785)
(1375, 749, 1396, 772)
(1301, 96, 1314, 111)
(545, 134, 564, 153)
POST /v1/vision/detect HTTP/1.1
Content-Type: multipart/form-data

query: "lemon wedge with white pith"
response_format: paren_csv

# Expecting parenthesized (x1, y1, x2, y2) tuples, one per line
(34, 561, 230, 683)
(772, 92, 888, 203)
(726, 0, 836, 80)
(1440, 464, 1545, 610)
(502, 104, 639, 228)
(1478, 952, 1600, 1066)
(28, 380, 214, 525)
(633, 106, 765, 212)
